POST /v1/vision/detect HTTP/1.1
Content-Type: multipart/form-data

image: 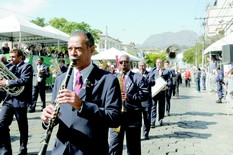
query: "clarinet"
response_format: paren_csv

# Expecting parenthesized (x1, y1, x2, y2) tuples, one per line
(38, 60, 75, 155)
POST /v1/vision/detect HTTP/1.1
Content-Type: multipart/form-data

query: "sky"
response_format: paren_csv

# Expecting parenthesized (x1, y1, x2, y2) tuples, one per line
(0, 0, 214, 45)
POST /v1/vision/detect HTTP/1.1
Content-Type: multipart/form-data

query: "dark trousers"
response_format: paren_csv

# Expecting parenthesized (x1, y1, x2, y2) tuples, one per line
(185, 79, 191, 87)
(217, 82, 223, 99)
(202, 78, 206, 89)
(109, 127, 141, 155)
(141, 106, 151, 137)
(195, 78, 200, 92)
(0, 103, 28, 154)
(172, 84, 179, 97)
(109, 112, 141, 155)
(151, 91, 165, 125)
(31, 81, 46, 110)
(165, 89, 172, 113)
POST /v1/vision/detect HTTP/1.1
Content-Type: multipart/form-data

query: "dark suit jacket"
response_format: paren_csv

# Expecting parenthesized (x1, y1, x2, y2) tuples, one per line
(119, 71, 149, 128)
(51, 64, 121, 155)
(4, 61, 33, 107)
(173, 71, 182, 85)
(140, 70, 152, 108)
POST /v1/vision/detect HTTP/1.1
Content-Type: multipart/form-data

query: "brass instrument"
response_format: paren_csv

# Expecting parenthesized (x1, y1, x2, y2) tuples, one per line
(49, 58, 62, 75)
(0, 61, 24, 96)
(114, 69, 125, 133)
(38, 61, 75, 155)
(166, 45, 181, 62)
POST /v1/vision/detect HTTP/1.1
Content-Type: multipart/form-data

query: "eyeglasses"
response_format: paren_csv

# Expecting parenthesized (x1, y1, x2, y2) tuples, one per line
(119, 61, 129, 64)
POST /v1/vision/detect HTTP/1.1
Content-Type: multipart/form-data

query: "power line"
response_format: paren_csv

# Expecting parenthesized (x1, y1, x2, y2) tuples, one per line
(0, 7, 35, 19)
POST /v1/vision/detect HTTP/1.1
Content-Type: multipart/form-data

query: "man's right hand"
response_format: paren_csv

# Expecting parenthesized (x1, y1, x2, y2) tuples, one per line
(41, 104, 56, 124)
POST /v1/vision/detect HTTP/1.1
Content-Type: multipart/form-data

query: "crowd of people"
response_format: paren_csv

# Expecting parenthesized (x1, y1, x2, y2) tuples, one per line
(0, 30, 232, 155)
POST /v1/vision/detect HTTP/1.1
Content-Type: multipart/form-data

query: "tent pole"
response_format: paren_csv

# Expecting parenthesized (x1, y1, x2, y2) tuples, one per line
(19, 31, 21, 49)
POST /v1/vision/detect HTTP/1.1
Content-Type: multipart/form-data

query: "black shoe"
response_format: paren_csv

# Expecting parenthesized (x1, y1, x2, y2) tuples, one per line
(144, 136, 149, 140)
(159, 119, 163, 126)
(216, 99, 222, 103)
(28, 109, 35, 113)
(150, 124, 155, 128)
(18, 149, 27, 155)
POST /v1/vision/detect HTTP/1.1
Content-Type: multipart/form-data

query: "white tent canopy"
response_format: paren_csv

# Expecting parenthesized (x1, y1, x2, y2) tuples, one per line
(204, 32, 233, 55)
(42, 25, 69, 42)
(92, 48, 141, 61)
(0, 15, 67, 47)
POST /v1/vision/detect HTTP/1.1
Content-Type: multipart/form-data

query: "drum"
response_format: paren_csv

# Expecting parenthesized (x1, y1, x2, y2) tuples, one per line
(151, 76, 167, 97)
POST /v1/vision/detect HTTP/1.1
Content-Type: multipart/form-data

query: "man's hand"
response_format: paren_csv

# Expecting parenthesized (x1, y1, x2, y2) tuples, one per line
(0, 78, 6, 88)
(41, 104, 56, 124)
(121, 91, 128, 101)
(56, 89, 82, 110)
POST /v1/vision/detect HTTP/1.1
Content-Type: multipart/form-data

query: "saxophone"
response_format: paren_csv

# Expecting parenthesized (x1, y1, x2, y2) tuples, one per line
(38, 60, 75, 155)
(114, 69, 125, 133)
(0, 61, 24, 96)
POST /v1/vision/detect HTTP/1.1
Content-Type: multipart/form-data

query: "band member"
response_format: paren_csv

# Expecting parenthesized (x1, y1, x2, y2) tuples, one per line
(163, 60, 173, 116)
(172, 67, 182, 98)
(0, 49, 33, 155)
(109, 55, 149, 155)
(138, 60, 153, 140)
(149, 58, 170, 127)
(29, 57, 50, 112)
(40, 31, 121, 155)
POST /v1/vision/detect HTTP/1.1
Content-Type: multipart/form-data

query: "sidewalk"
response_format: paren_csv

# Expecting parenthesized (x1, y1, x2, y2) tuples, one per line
(6, 84, 233, 155)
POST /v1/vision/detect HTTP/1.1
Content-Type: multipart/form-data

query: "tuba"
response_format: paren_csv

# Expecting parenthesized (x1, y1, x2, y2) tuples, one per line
(0, 61, 24, 96)
(49, 58, 62, 75)
(166, 45, 181, 62)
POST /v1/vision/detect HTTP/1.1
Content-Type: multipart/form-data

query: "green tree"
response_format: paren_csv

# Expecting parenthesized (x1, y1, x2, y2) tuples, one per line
(145, 51, 166, 67)
(182, 43, 202, 66)
(31, 17, 102, 51)
(31, 17, 48, 27)
(49, 18, 102, 43)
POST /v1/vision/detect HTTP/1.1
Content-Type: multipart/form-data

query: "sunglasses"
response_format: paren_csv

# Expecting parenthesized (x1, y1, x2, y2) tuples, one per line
(119, 61, 129, 64)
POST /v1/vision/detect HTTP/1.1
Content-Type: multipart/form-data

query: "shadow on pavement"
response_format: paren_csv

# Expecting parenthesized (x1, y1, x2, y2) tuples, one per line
(172, 95, 202, 99)
(28, 150, 52, 155)
(11, 135, 19, 142)
(171, 111, 227, 117)
(177, 120, 216, 129)
(150, 131, 211, 139)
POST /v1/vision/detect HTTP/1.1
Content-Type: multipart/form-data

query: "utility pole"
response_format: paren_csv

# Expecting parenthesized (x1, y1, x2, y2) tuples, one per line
(104, 25, 108, 51)
(195, 17, 207, 68)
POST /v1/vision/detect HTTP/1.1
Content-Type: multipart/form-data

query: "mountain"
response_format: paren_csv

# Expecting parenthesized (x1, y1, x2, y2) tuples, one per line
(138, 30, 198, 50)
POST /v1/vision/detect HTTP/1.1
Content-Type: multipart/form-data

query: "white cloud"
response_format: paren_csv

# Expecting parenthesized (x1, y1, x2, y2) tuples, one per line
(0, 0, 48, 18)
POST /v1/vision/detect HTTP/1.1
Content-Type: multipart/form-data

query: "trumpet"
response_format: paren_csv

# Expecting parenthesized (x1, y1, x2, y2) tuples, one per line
(38, 60, 75, 155)
(0, 61, 24, 96)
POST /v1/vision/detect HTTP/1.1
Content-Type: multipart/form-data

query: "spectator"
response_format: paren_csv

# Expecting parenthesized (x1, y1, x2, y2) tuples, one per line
(216, 67, 224, 103)
(201, 69, 207, 90)
(194, 67, 201, 92)
(184, 68, 191, 87)
(1, 42, 10, 54)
